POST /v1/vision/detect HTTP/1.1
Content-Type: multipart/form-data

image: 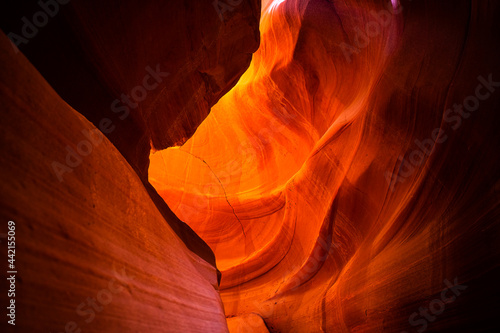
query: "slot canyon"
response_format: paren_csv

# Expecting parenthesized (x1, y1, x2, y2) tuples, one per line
(1, 0, 499, 332)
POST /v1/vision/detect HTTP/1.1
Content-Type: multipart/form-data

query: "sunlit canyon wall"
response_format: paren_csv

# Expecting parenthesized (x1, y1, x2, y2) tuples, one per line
(1, 0, 500, 332)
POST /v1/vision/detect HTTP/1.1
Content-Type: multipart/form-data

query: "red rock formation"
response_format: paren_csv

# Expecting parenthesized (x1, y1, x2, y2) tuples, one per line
(1, 0, 261, 178)
(0, 32, 227, 332)
(2, 0, 500, 332)
(2, 0, 261, 302)
(1, 0, 261, 331)
(149, 0, 500, 331)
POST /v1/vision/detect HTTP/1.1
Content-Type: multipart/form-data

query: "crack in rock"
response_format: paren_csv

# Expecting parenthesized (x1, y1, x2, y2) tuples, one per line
(178, 148, 246, 237)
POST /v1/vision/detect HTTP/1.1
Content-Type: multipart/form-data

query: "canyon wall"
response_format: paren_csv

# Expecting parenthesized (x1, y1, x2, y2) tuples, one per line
(1, 0, 500, 332)
(0, 32, 230, 332)
(1, 0, 261, 331)
(150, 0, 500, 331)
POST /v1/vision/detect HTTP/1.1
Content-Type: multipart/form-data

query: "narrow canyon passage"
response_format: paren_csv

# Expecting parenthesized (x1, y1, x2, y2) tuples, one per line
(1, 0, 500, 332)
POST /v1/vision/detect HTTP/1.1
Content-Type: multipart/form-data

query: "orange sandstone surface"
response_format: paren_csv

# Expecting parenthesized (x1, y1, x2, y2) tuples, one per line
(1, 0, 500, 332)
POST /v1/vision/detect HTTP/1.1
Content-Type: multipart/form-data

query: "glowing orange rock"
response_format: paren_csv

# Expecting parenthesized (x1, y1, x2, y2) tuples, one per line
(150, 0, 500, 331)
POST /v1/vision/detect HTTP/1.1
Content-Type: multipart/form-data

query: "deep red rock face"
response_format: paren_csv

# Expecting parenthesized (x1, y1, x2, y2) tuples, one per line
(1, 0, 260, 332)
(1, 0, 261, 177)
(0, 32, 227, 332)
(1, 0, 500, 332)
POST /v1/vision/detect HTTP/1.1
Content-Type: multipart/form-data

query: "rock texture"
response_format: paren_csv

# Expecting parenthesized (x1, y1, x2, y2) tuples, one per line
(149, 0, 500, 331)
(1, 0, 262, 282)
(0, 0, 261, 178)
(227, 314, 269, 332)
(0, 33, 227, 332)
(1, 0, 500, 332)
